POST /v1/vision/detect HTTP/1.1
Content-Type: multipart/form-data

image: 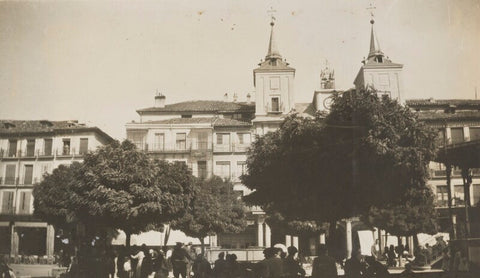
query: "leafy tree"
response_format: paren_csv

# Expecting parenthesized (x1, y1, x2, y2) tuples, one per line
(364, 187, 438, 237)
(242, 89, 437, 239)
(33, 163, 83, 243)
(266, 212, 328, 238)
(171, 176, 247, 253)
(33, 140, 196, 247)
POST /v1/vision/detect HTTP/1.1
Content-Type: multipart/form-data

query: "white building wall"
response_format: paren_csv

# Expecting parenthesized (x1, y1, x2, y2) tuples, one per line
(255, 72, 295, 116)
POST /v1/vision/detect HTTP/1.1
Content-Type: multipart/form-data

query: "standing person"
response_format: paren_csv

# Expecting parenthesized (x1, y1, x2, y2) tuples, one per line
(255, 248, 273, 278)
(227, 254, 242, 278)
(184, 243, 196, 278)
(371, 239, 380, 261)
(123, 256, 134, 278)
(140, 248, 153, 278)
(283, 246, 305, 278)
(265, 247, 284, 278)
(311, 244, 337, 278)
(387, 245, 397, 267)
(171, 242, 192, 278)
(213, 252, 227, 278)
(344, 250, 366, 278)
(193, 254, 212, 278)
(131, 246, 146, 278)
(151, 250, 170, 278)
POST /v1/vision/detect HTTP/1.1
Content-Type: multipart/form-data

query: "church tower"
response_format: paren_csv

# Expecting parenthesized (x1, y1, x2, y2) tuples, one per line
(253, 18, 295, 128)
(354, 17, 404, 102)
(313, 62, 337, 112)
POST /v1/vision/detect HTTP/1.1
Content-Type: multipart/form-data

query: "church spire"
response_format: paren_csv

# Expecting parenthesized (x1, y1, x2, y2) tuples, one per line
(266, 19, 282, 60)
(367, 18, 385, 62)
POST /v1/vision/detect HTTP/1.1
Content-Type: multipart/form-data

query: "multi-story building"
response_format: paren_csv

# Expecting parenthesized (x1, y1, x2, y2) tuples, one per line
(126, 15, 479, 261)
(406, 99, 480, 238)
(126, 99, 260, 248)
(0, 120, 113, 259)
(126, 18, 315, 253)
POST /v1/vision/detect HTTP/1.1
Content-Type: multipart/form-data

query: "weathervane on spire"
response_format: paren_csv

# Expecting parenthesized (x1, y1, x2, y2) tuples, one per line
(267, 7, 277, 25)
(367, 2, 376, 24)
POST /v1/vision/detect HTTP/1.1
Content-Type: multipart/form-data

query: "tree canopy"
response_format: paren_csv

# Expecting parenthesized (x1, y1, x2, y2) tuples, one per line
(171, 176, 247, 251)
(33, 140, 196, 245)
(33, 162, 82, 232)
(242, 89, 437, 233)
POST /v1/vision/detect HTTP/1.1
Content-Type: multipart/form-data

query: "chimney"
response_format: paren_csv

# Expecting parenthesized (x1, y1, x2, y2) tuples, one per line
(223, 93, 228, 102)
(155, 93, 166, 108)
(246, 93, 251, 104)
(233, 93, 238, 102)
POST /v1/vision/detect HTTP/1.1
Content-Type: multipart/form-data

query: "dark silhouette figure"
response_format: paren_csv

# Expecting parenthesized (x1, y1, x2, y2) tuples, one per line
(311, 244, 337, 278)
(213, 252, 227, 278)
(344, 250, 366, 278)
(171, 243, 192, 278)
(283, 246, 306, 278)
(193, 254, 212, 278)
(364, 256, 389, 278)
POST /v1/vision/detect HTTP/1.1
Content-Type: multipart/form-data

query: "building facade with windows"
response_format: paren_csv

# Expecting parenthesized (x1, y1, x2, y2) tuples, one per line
(126, 19, 316, 251)
(125, 16, 479, 259)
(406, 99, 480, 238)
(0, 120, 113, 258)
(126, 101, 261, 248)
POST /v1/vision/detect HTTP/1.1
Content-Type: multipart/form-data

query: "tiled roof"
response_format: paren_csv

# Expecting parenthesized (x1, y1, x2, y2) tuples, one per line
(142, 117, 252, 127)
(254, 61, 295, 71)
(144, 118, 215, 125)
(294, 103, 315, 117)
(415, 111, 480, 121)
(137, 101, 255, 114)
(407, 99, 480, 108)
(0, 120, 114, 141)
(213, 118, 252, 127)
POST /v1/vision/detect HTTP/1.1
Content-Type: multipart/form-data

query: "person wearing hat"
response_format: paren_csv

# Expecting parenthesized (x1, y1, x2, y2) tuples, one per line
(283, 246, 306, 278)
(171, 242, 192, 278)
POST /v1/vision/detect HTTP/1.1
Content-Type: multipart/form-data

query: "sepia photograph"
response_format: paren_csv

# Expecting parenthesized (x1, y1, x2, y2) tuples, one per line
(0, 0, 479, 277)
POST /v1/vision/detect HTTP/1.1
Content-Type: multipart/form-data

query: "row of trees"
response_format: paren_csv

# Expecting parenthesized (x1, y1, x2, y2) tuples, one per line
(34, 89, 438, 263)
(33, 140, 246, 255)
(242, 89, 439, 244)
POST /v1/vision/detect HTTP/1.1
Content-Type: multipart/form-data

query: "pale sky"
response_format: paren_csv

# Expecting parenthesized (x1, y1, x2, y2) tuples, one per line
(0, 0, 479, 139)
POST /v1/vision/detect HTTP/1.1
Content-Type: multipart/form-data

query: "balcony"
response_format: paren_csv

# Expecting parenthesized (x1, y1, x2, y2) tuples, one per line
(145, 141, 212, 154)
(0, 148, 84, 159)
(214, 143, 250, 153)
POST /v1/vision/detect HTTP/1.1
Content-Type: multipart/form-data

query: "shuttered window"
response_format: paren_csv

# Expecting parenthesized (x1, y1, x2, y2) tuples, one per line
(1, 191, 14, 213)
(79, 138, 89, 154)
(24, 165, 33, 185)
(26, 140, 35, 156)
(5, 165, 16, 185)
(18, 191, 32, 214)
(43, 138, 53, 156)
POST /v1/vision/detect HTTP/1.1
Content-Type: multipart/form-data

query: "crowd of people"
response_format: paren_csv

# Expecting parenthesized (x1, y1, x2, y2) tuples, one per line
(15, 236, 471, 278)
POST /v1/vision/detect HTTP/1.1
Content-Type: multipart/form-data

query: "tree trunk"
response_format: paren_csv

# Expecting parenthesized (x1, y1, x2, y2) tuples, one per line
(327, 220, 336, 257)
(164, 225, 171, 246)
(126, 232, 131, 248)
(200, 237, 205, 255)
